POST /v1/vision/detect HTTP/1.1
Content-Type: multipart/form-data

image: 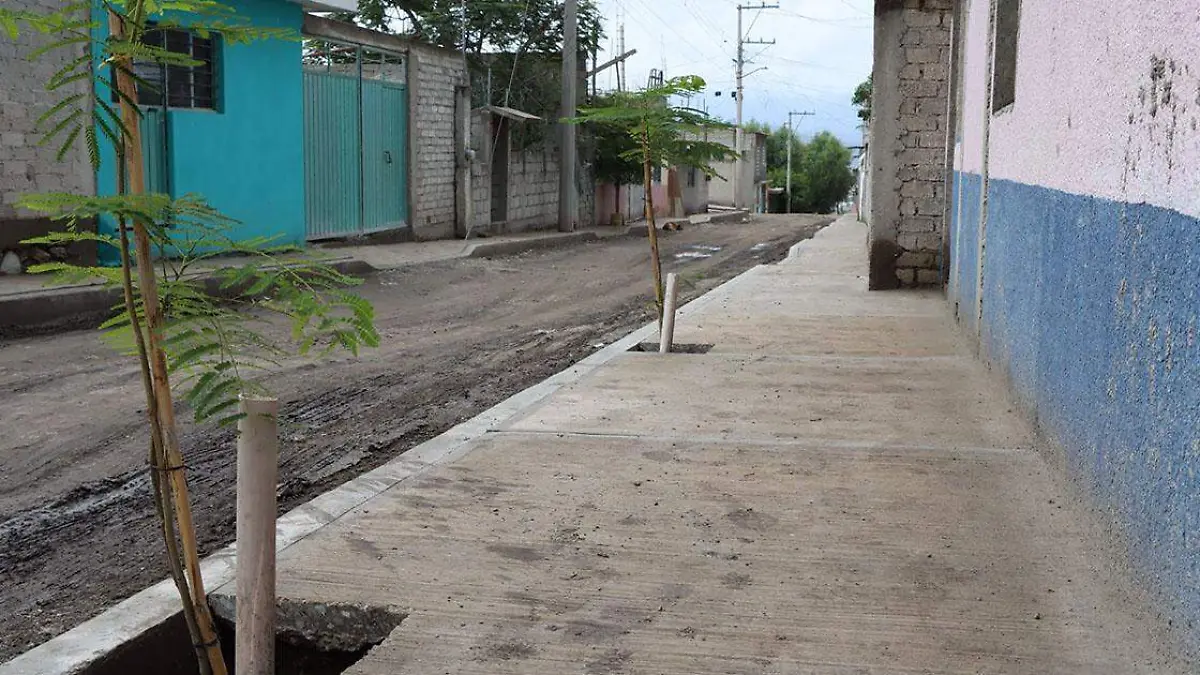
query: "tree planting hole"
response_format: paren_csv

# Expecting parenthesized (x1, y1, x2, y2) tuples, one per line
(628, 342, 714, 354)
(81, 600, 405, 675)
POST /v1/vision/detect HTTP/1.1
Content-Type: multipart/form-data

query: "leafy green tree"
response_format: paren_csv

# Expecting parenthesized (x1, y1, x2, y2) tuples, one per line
(852, 74, 872, 121)
(743, 121, 854, 214)
(343, 0, 603, 57)
(795, 131, 855, 213)
(589, 95, 642, 226)
(569, 76, 737, 321)
(2, 3, 378, 673)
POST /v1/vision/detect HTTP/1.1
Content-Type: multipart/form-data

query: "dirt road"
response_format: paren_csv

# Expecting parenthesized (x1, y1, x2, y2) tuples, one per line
(0, 215, 828, 660)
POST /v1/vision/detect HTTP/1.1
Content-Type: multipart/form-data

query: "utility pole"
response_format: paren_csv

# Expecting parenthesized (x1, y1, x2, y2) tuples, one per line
(735, 3, 777, 210)
(617, 20, 626, 91)
(559, 0, 578, 232)
(785, 110, 813, 214)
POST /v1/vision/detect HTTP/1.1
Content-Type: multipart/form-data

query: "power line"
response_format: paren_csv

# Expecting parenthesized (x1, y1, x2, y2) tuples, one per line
(625, 0, 711, 65)
(776, 8, 871, 25)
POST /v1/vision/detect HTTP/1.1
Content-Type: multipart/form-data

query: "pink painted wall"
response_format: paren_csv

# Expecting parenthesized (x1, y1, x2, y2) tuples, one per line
(593, 183, 669, 226)
(963, 0, 1200, 216)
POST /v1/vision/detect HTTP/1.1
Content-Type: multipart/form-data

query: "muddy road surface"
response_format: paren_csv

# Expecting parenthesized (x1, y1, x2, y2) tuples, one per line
(0, 215, 829, 660)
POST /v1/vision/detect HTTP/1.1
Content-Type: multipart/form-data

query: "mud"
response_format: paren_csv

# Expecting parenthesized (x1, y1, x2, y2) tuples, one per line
(0, 215, 829, 661)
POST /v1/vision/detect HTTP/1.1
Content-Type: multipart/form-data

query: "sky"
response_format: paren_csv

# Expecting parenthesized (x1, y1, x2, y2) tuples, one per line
(589, 0, 873, 146)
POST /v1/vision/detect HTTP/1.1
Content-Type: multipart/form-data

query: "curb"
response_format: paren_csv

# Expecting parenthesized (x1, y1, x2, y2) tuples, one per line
(465, 230, 601, 258)
(624, 209, 751, 237)
(0, 258, 372, 340)
(0, 252, 771, 675)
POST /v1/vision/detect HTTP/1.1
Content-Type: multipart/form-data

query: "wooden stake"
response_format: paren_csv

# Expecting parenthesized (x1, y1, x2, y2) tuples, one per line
(659, 272, 679, 354)
(108, 10, 227, 675)
(236, 397, 280, 675)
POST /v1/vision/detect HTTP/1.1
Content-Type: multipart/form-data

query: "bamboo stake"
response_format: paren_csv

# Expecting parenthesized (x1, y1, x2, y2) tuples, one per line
(641, 121, 664, 325)
(115, 161, 209, 672)
(108, 10, 227, 675)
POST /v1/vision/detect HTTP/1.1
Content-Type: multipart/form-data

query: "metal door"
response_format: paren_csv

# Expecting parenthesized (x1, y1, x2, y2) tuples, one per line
(361, 81, 408, 232)
(141, 107, 170, 194)
(304, 70, 363, 239)
(303, 56, 408, 240)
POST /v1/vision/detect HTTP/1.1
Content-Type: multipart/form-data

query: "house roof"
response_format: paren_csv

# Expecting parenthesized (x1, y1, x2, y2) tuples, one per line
(290, 0, 357, 12)
(481, 105, 543, 122)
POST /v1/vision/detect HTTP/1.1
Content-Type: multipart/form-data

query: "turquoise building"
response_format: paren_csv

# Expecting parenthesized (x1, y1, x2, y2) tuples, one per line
(92, 0, 356, 259)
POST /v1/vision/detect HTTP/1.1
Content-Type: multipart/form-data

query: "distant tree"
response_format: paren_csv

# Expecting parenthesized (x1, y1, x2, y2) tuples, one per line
(852, 74, 872, 121)
(743, 122, 854, 213)
(795, 131, 855, 213)
(570, 76, 737, 322)
(344, 0, 604, 56)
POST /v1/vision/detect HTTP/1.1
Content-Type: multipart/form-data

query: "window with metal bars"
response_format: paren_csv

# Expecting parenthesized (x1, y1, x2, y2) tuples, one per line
(118, 28, 218, 110)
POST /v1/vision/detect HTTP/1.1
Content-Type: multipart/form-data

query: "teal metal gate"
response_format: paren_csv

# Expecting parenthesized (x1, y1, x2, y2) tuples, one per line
(303, 48, 408, 240)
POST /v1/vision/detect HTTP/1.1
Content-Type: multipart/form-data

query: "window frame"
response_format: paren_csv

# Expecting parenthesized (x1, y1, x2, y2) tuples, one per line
(990, 0, 1020, 113)
(116, 26, 221, 112)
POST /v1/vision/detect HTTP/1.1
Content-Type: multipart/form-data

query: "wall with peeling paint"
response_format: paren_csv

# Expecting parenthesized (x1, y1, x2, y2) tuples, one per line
(948, 0, 1200, 653)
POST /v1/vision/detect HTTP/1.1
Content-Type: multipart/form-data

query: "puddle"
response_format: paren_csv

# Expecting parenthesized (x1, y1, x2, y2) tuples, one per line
(750, 242, 771, 251)
(674, 244, 724, 261)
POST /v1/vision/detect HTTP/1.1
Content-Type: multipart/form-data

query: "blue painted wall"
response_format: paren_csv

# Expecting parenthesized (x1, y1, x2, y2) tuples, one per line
(955, 176, 1200, 649)
(94, 0, 305, 260)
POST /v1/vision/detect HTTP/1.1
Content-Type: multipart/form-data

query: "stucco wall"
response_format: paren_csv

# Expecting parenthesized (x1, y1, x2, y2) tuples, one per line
(710, 128, 765, 210)
(92, 0, 307, 257)
(948, 0, 1200, 652)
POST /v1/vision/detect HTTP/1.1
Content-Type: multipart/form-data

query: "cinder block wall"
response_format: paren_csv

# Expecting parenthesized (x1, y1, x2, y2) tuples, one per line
(868, 0, 953, 288)
(408, 43, 468, 240)
(0, 0, 96, 267)
(504, 146, 559, 231)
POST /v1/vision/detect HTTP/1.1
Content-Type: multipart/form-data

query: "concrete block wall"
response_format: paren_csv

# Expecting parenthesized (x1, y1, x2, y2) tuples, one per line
(868, 0, 953, 288)
(467, 111, 564, 234)
(468, 112, 492, 233)
(0, 0, 96, 266)
(504, 144, 559, 232)
(408, 43, 467, 240)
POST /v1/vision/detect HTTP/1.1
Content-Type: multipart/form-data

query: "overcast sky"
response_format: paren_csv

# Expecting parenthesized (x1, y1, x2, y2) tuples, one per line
(589, 0, 873, 146)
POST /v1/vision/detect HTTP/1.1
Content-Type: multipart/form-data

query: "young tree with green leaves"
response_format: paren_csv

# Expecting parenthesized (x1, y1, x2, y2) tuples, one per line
(1, 3, 379, 673)
(569, 75, 737, 321)
(588, 93, 642, 226)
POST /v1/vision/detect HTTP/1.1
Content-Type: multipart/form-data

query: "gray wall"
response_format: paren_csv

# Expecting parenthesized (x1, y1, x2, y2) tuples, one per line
(709, 128, 766, 210)
(0, 0, 96, 267)
(407, 42, 469, 240)
(868, 0, 953, 288)
(468, 111, 562, 235)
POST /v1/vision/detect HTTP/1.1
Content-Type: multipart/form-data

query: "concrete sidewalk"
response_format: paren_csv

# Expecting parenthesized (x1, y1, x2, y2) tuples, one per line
(202, 215, 1185, 673)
